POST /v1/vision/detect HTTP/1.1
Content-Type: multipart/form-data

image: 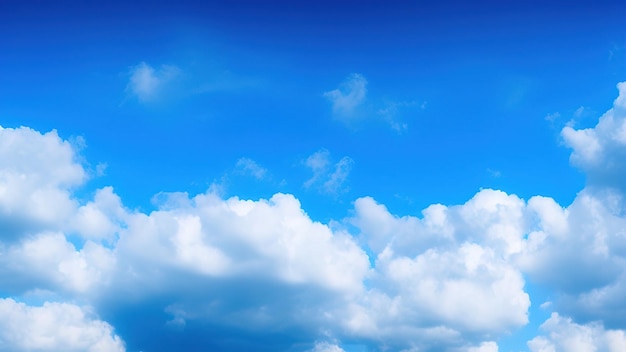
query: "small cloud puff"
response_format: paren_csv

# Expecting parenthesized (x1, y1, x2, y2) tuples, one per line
(304, 149, 354, 194)
(323, 73, 367, 118)
(126, 62, 181, 103)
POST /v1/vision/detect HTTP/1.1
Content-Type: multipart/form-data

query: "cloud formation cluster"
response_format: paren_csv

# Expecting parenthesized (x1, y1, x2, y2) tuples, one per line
(2, 81, 626, 350)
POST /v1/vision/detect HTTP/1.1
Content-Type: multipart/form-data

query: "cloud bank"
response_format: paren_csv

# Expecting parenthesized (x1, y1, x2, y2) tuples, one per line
(2, 81, 626, 350)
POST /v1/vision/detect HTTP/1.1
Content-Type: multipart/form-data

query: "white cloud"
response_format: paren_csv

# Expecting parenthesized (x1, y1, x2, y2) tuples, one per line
(468, 341, 499, 352)
(0, 298, 125, 352)
(346, 191, 530, 349)
(310, 341, 345, 352)
(304, 149, 353, 194)
(71, 186, 126, 241)
(0, 126, 85, 238)
(528, 313, 626, 352)
(116, 191, 370, 293)
(235, 157, 268, 180)
(0, 124, 369, 346)
(5, 79, 626, 350)
(353, 243, 529, 335)
(126, 62, 181, 103)
(349, 181, 626, 330)
(324, 73, 367, 118)
(351, 189, 527, 259)
(562, 81, 626, 190)
(0, 232, 116, 294)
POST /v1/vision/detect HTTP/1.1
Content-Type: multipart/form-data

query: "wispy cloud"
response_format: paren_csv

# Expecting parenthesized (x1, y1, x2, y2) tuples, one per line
(235, 157, 268, 180)
(323, 73, 367, 118)
(324, 73, 424, 132)
(304, 149, 331, 188)
(304, 149, 353, 194)
(323, 156, 353, 194)
(545, 112, 561, 122)
(377, 100, 424, 132)
(126, 62, 181, 103)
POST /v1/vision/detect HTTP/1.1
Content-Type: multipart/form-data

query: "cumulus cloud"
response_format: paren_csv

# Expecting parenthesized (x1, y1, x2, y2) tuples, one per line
(116, 191, 369, 293)
(5, 80, 626, 350)
(126, 62, 181, 103)
(562, 81, 626, 191)
(346, 160, 626, 347)
(528, 313, 626, 352)
(0, 126, 85, 239)
(468, 341, 499, 352)
(0, 232, 116, 295)
(346, 191, 530, 349)
(0, 298, 125, 352)
(323, 73, 367, 118)
(304, 149, 353, 194)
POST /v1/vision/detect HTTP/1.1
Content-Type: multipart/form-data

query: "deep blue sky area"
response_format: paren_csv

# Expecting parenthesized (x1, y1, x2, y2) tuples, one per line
(1, 1, 626, 351)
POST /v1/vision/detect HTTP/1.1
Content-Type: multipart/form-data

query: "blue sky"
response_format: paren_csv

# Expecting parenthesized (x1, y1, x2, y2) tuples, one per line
(2, 1, 626, 351)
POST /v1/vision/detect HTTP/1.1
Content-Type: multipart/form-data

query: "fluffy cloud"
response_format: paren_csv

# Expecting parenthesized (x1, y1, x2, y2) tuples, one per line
(0, 298, 125, 352)
(468, 341, 499, 352)
(347, 161, 626, 347)
(0, 232, 116, 295)
(116, 191, 370, 293)
(126, 62, 181, 103)
(324, 73, 367, 118)
(528, 313, 626, 352)
(71, 186, 126, 241)
(304, 149, 353, 194)
(346, 191, 529, 349)
(0, 126, 85, 239)
(562, 81, 626, 191)
(4, 80, 626, 350)
(351, 189, 527, 260)
(518, 189, 626, 296)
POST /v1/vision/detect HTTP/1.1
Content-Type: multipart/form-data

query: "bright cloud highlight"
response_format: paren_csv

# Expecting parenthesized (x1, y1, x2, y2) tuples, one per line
(0, 298, 125, 352)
